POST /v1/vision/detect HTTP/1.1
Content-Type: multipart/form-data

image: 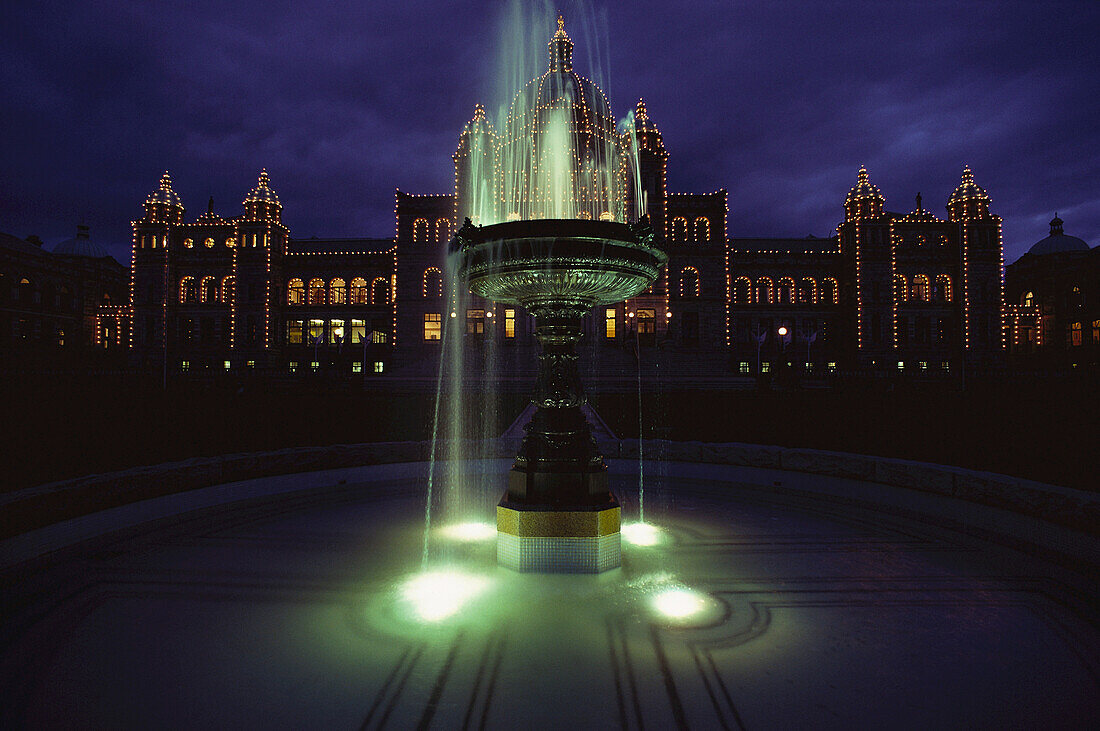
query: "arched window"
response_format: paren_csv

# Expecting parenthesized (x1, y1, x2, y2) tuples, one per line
(679, 267, 700, 297)
(308, 278, 325, 305)
(221, 276, 235, 304)
(1022, 291, 1034, 308)
(912, 274, 931, 302)
(371, 277, 391, 305)
(17, 277, 33, 303)
(935, 274, 952, 303)
(822, 278, 839, 305)
(200, 276, 217, 303)
(671, 217, 688, 243)
(330, 277, 347, 305)
(413, 218, 430, 242)
(435, 218, 451, 244)
(733, 276, 752, 304)
(694, 217, 710, 243)
(179, 276, 196, 303)
(287, 278, 305, 305)
(894, 274, 908, 302)
(798, 277, 817, 303)
(423, 267, 443, 297)
(755, 277, 774, 305)
(350, 277, 368, 305)
(777, 277, 796, 304)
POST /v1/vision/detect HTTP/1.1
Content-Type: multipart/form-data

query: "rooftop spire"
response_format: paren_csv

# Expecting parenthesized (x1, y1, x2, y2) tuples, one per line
(549, 13, 573, 72)
(1050, 213, 1064, 235)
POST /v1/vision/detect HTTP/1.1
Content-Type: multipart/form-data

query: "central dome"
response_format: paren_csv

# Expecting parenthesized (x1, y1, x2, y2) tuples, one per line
(496, 16, 625, 222)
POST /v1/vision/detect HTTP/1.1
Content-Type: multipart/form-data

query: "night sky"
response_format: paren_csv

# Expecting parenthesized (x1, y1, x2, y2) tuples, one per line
(2, 0, 1097, 265)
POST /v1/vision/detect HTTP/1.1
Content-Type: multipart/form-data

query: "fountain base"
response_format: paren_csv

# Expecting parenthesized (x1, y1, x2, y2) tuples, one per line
(496, 501, 621, 573)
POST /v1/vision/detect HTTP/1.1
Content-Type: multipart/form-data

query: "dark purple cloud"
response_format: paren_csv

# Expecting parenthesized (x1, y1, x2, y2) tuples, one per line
(1, 0, 1097, 264)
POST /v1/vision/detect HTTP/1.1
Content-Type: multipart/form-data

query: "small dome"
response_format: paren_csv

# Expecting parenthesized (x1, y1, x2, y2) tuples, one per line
(53, 224, 108, 258)
(1027, 214, 1089, 255)
(845, 166, 884, 206)
(244, 169, 281, 206)
(948, 165, 989, 205)
(145, 171, 182, 208)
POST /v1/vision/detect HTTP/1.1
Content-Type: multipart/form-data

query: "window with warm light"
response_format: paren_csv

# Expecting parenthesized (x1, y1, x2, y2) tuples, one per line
(308, 319, 324, 343)
(605, 308, 616, 338)
(330, 278, 347, 305)
(424, 313, 441, 341)
(287, 320, 303, 345)
(467, 309, 485, 335)
(504, 309, 516, 338)
(287, 279, 305, 305)
(373, 361, 384, 373)
(329, 320, 345, 344)
(350, 277, 368, 304)
(308, 278, 325, 305)
(350, 319, 366, 344)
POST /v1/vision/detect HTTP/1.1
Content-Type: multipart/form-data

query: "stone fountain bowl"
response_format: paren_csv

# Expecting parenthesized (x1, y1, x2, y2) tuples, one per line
(453, 218, 667, 311)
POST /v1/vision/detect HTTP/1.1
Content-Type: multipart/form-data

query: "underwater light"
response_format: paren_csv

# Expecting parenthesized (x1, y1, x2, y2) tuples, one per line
(621, 522, 664, 546)
(400, 570, 489, 622)
(652, 587, 709, 619)
(439, 521, 497, 542)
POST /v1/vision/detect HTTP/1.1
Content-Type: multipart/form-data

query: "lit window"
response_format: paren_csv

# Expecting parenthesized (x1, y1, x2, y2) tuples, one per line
(373, 361, 384, 373)
(827, 362, 837, 373)
(287, 320, 303, 344)
(805, 362, 813, 372)
(288, 361, 298, 373)
(287, 279, 305, 305)
(204, 237, 215, 248)
(372, 330, 388, 344)
(223, 360, 231, 370)
(897, 361, 904, 371)
(1070, 322, 1082, 346)
(350, 318, 366, 344)
(761, 362, 771, 373)
(308, 319, 324, 343)
(246, 360, 255, 369)
(605, 308, 616, 338)
(181, 360, 190, 372)
(330, 278, 347, 305)
(739, 361, 750, 374)
(308, 278, 325, 305)
(329, 319, 345, 344)
(1022, 291, 1034, 308)
(505, 309, 516, 338)
(912, 274, 931, 302)
(350, 277, 368, 304)
(352, 361, 362, 373)
(919, 361, 928, 370)
(310, 361, 319, 372)
(424, 313, 441, 341)
(941, 361, 950, 371)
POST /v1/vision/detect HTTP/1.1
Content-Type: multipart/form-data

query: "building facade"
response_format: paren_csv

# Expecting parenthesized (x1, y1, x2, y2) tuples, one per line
(0, 225, 128, 369)
(125, 22, 1006, 380)
(1005, 215, 1098, 369)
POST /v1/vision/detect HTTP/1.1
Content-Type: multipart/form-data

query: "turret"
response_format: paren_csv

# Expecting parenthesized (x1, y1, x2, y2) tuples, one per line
(142, 171, 184, 224)
(844, 166, 885, 222)
(454, 103, 497, 225)
(243, 169, 282, 223)
(946, 165, 992, 221)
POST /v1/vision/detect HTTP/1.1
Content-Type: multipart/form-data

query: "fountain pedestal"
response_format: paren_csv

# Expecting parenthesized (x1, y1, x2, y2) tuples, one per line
(497, 309, 620, 572)
(455, 217, 665, 573)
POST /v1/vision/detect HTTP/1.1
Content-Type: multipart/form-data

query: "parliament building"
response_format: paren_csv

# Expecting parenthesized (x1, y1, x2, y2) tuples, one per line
(118, 21, 1008, 380)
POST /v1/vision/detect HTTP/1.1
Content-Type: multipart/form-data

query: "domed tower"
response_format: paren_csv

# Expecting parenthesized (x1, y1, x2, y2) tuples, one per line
(243, 169, 283, 223)
(946, 165, 991, 222)
(945, 166, 1003, 357)
(496, 15, 626, 222)
(453, 104, 497, 225)
(838, 167, 890, 359)
(142, 171, 185, 224)
(844, 166, 885, 222)
(625, 98, 667, 234)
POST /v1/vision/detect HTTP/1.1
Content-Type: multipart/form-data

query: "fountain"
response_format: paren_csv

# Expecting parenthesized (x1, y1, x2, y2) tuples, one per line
(451, 16, 666, 572)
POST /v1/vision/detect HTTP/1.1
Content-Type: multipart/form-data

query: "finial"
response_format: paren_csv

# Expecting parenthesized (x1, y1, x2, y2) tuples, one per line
(557, 13, 565, 34)
(961, 165, 974, 183)
(159, 171, 172, 188)
(857, 165, 868, 183)
(1050, 213, 1064, 235)
(207, 196, 214, 215)
(915, 192, 922, 211)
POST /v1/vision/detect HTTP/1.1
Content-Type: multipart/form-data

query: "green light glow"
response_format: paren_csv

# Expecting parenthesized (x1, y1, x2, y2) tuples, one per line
(400, 570, 490, 622)
(652, 587, 709, 620)
(438, 521, 497, 542)
(621, 522, 664, 546)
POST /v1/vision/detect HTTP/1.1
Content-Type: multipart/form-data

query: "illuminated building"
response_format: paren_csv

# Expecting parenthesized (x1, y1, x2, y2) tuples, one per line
(127, 21, 1007, 379)
(0, 225, 127, 368)
(1005, 215, 1098, 368)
